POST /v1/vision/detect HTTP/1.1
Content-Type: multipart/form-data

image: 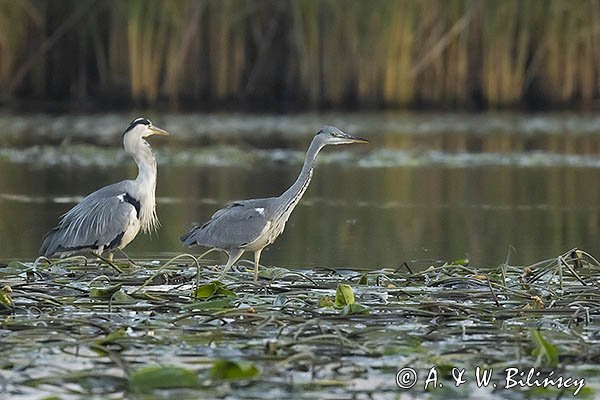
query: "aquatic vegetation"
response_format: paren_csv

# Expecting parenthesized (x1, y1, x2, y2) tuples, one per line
(1, 248, 599, 398)
(2, 1, 600, 109)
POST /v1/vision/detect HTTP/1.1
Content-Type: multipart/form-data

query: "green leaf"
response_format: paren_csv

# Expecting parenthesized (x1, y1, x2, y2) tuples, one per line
(358, 274, 368, 285)
(530, 329, 559, 368)
(340, 303, 369, 315)
(0, 285, 13, 309)
(193, 281, 236, 300)
(111, 290, 137, 304)
(7, 261, 28, 270)
(319, 295, 335, 308)
(451, 258, 469, 266)
(0, 261, 28, 277)
(96, 329, 127, 346)
(89, 283, 122, 299)
(189, 297, 235, 310)
(209, 360, 260, 380)
(129, 365, 199, 393)
(335, 284, 355, 307)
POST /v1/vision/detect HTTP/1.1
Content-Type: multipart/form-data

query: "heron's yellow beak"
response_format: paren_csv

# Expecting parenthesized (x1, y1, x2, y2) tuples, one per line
(346, 133, 369, 143)
(149, 126, 170, 136)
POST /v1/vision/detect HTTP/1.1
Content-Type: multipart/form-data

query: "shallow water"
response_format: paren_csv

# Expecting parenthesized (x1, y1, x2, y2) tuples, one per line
(1, 111, 600, 269)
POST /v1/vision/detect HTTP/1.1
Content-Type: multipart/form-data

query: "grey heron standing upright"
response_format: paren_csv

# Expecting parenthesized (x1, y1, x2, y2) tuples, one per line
(181, 126, 368, 282)
(40, 117, 169, 260)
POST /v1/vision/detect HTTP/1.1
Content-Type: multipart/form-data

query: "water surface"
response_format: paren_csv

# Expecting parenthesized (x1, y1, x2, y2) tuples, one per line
(1, 112, 599, 269)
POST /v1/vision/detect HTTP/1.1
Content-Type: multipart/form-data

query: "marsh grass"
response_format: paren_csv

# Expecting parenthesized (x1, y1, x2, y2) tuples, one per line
(1, 248, 600, 398)
(2, 0, 600, 109)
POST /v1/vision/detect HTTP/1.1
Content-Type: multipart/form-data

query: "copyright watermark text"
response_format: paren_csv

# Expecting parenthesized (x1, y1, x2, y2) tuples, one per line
(395, 366, 585, 395)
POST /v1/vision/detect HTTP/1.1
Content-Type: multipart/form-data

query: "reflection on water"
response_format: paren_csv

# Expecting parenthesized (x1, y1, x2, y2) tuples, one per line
(1, 112, 599, 269)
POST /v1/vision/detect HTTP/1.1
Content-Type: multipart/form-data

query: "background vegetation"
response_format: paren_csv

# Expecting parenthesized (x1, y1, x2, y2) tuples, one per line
(1, 0, 600, 110)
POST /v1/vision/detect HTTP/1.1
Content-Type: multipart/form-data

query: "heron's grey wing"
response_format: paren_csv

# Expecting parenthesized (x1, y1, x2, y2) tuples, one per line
(209, 198, 274, 220)
(40, 182, 139, 256)
(181, 200, 272, 249)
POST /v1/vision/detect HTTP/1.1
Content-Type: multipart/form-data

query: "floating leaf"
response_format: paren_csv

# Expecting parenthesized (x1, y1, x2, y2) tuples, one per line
(7, 261, 28, 270)
(96, 329, 127, 346)
(209, 360, 260, 380)
(111, 290, 137, 304)
(319, 295, 335, 308)
(189, 297, 235, 310)
(340, 303, 369, 315)
(129, 365, 199, 393)
(358, 274, 368, 285)
(335, 284, 355, 307)
(194, 281, 236, 300)
(0, 285, 13, 309)
(90, 283, 122, 299)
(452, 258, 469, 266)
(530, 329, 559, 368)
(0, 261, 28, 277)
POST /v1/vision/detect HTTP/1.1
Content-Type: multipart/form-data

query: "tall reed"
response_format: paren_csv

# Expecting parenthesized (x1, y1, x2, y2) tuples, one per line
(1, 0, 599, 109)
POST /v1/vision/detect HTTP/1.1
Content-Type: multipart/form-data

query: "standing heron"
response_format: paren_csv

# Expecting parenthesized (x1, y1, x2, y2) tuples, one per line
(181, 126, 368, 282)
(40, 117, 169, 260)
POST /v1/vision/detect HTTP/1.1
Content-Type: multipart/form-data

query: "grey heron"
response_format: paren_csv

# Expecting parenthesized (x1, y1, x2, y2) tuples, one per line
(40, 117, 169, 261)
(181, 126, 368, 282)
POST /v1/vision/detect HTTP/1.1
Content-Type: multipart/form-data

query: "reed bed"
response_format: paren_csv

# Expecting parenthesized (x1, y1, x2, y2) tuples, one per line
(1, 0, 600, 109)
(1, 248, 599, 398)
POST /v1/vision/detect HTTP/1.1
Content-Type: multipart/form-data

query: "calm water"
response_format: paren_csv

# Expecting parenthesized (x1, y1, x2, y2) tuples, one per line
(1, 112, 600, 269)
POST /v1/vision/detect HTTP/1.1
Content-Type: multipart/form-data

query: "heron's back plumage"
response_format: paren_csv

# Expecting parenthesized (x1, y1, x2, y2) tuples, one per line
(181, 198, 275, 249)
(40, 181, 141, 257)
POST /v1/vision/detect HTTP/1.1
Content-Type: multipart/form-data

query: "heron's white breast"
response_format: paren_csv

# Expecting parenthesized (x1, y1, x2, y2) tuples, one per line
(120, 212, 141, 249)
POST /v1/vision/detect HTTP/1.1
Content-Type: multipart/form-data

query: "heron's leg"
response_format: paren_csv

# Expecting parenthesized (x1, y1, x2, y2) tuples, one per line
(253, 248, 263, 283)
(106, 252, 114, 262)
(218, 248, 244, 281)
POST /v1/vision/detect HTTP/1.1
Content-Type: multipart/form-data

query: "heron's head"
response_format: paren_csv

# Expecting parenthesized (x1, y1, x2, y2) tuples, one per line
(123, 117, 170, 140)
(316, 125, 368, 146)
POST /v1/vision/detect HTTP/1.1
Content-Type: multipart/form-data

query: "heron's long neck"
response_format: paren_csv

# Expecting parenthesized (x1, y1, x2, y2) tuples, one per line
(130, 140, 159, 232)
(132, 142, 157, 188)
(277, 138, 324, 216)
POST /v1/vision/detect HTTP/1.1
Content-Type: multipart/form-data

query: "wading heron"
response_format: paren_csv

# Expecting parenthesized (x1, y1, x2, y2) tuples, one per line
(181, 126, 368, 282)
(40, 117, 169, 260)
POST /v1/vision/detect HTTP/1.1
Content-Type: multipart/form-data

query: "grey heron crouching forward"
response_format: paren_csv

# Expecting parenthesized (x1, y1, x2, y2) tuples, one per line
(181, 126, 368, 282)
(40, 117, 169, 260)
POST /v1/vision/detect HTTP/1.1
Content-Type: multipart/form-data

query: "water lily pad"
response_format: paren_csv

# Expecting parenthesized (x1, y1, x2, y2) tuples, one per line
(209, 360, 260, 380)
(193, 281, 236, 299)
(129, 365, 199, 393)
(0, 285, 13, 309)
(319, 295, 335, 308)
(90, 283, 122, 299)
(335, 284, 355, 307)
(530, 329, 559, 368)
(340, 303, 369, 315)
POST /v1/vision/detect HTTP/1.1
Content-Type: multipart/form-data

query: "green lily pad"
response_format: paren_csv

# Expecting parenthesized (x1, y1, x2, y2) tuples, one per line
(358, 274, 368, 285)
(335, 284, 355, 307)
(209, 360, 260, 380)
(194, 281, 236, 299)
(90, 283, 123, 299)
(0, 285, 13, 309)
(319, 295, 335, 308)
(530, 329, 559, 368)
(129, 365, 199, 393)
(340, 303, 369, 315)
